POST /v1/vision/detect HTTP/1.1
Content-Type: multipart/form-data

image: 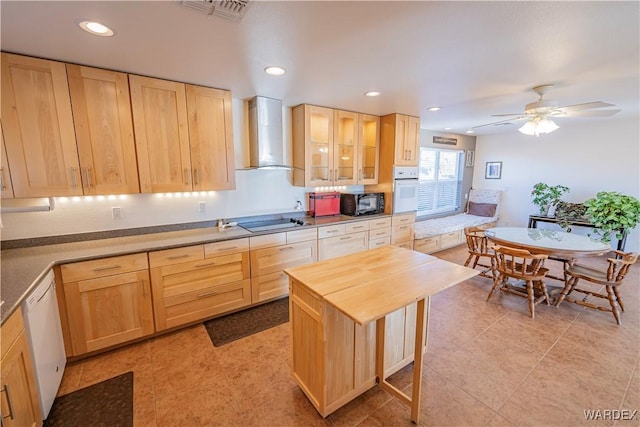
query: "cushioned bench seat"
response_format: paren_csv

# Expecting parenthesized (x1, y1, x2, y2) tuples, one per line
(412, 189, 502, 254)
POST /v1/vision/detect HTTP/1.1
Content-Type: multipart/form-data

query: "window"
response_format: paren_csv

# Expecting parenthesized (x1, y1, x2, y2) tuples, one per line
(417, 147, 464, 217)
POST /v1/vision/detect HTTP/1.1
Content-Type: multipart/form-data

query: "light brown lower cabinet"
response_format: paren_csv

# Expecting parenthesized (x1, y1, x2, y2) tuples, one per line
(289, 282, 426, 417)
(61, 253, 154, 356)
(250, 229, 317, 303)
(0, 310, 42, 427)
(149, 240, 251, 331)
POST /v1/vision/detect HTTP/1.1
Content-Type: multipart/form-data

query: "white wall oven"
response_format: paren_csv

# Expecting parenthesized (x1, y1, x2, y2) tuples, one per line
(392, 166, 419, 214)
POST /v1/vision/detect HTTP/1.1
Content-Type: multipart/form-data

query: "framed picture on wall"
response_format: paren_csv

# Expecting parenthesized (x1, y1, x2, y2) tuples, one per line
(465, 150, 475, 167)
(485, 161, 502, 179)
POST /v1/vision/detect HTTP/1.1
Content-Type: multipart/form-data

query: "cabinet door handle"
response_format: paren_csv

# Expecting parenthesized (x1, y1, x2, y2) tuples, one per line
(340, 236, 351, 240)
(198, 290, 218, 298)
(167, 254, 190, 260)
(83, 167, 91, 188)
(1, 384, 15, 420)
(279, 246, 294, 251)
(194, 262, 217, 268)
(69, 167, 77, 188)
(93, 264, 121, 272)
(217, 246, 238, 252)
(194, 168, 200, 186)
(141, 279, 146, 298)
(0, 167, 5, 190)
(184, 168, 190, 185)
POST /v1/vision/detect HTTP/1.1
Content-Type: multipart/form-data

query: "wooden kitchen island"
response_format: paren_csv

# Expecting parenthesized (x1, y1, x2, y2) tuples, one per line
(284, 246, 478, 423)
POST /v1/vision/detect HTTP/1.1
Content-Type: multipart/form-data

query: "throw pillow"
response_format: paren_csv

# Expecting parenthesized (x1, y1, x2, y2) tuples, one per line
(468, 202, 497, 217)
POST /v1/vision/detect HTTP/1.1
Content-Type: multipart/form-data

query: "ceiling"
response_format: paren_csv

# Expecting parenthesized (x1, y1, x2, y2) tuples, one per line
(2, 1, 638, 136)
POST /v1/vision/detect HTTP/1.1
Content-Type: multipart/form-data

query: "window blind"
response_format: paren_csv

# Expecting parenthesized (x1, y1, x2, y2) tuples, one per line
(417, 147, 463, 217)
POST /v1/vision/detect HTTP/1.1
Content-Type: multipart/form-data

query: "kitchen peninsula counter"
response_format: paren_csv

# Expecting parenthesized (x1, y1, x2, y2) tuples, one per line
(1, 213, 391, 324)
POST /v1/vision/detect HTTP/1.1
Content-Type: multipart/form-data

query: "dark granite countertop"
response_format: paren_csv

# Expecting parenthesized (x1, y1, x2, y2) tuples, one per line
(0, 213, 389, 324)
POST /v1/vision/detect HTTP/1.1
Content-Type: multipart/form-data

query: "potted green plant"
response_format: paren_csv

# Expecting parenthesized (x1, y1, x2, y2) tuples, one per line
(531, 182, 570, 216)
(584, 191, 640, 243)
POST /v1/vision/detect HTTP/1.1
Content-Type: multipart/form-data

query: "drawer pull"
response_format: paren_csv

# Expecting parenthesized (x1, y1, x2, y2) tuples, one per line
(217, 246, 238, 252)
(194, 262, 217, 268)
(340, 236, 351, 240)
(92, 264, 121, 272)
(326, 230, 339, 234)
(198, 290, 219, 298)
(167, 254, 190, 260)
(1, 384, 14, 420)
(375, 232, 386, 236)
(279, 246, 294, 251)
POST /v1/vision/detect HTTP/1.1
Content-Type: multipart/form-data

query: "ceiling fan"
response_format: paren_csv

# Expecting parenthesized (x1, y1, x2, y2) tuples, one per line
(473, 84, 621, 136)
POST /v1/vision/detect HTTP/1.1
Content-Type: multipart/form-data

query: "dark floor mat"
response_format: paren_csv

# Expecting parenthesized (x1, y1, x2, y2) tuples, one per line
(204, 297, 289, 346)
(44, 371, 133, 427)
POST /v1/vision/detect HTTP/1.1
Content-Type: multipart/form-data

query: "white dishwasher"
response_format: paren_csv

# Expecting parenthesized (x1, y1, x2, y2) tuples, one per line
(21, 270, 66, 419)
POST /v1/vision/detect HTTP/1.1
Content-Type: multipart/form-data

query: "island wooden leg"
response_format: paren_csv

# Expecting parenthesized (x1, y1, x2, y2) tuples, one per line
(410, 297, 428, 423)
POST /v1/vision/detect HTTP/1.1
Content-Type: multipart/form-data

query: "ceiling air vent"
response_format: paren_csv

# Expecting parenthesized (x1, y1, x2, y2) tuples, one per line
(180, 0, 252, 22)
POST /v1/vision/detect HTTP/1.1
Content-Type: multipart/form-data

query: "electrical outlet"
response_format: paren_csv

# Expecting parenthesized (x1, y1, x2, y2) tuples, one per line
(112, 207, 122, 220)
(198, 201, 206, 214)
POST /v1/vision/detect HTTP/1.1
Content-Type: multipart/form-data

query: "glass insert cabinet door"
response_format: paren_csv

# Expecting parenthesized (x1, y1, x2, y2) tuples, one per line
(334, 110, 357, 185)
(358, 114, 379, 184)
(308, 106, 333, 184)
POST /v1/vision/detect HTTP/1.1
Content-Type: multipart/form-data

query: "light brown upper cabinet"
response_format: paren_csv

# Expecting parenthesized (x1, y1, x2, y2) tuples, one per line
(1, 123, 15, 198)
(67, 65, 140, 195)
(380, 113, 419, 166)
(1, 53, 82, 197)
(185, 85, 235, 191)
(130, 75, 236, 193)
(129, 75, 192, 193)
(293, 105, 379, 187)
(358, 114, 380, 184)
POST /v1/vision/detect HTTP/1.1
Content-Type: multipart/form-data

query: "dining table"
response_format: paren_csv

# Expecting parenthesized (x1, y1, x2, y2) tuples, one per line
(484, 227, 612, 295)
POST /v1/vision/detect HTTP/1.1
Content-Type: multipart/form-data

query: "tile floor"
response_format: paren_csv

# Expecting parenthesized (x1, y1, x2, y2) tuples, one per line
(57, 245, 640, 426)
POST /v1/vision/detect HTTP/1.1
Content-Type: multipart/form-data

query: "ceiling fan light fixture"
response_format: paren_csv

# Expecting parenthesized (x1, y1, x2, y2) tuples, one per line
(518, 118, 559, 137)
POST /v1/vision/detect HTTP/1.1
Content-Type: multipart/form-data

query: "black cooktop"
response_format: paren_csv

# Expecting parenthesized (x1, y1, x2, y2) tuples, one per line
(239, 218, 307, 232)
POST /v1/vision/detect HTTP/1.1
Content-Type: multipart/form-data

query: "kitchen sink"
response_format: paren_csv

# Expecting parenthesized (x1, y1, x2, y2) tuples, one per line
(239, 217, 309, 232)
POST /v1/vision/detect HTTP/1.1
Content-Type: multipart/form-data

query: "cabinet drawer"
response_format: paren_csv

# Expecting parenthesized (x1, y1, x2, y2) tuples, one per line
(440, 230, 463, 247)
(251, 272, 289, 304)
(394, 241, 414, 250)
(287, 228, 317, 244)
(368, 227, 391, 240)
(61, 253, 149, 282)
(392, 213, 416, 226)
(155, 279, 251, 331)
(391, 224, 414, 244)
(345, 221, 369, 234)
(149, 245, 204, 268)
(250, 233, 286, 250)
(250, 240, 317, 278)
(369, 217, 392, 229)
(414, 236, 440, 254)
(204, 238, 249, 257)
(369, 236, 390, 250)
(318, 224, 345, 239)
(317, 231, 368, 261)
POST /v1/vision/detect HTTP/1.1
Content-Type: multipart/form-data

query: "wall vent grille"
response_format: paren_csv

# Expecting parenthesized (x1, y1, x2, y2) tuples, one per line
(180, 0, 252, 21)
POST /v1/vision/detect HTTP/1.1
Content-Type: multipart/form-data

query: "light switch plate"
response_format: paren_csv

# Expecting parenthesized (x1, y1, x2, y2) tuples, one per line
(112, 207, 122, 220)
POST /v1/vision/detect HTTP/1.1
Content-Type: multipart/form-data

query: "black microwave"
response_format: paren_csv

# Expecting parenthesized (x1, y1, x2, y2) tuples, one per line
(340, 192, 385, 216)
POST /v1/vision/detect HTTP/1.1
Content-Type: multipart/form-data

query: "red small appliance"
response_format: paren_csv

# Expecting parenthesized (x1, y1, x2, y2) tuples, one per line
(308, 192, 341, 217)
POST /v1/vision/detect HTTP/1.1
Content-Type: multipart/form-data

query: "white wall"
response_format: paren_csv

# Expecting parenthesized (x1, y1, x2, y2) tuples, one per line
(472, 116, 640, 252)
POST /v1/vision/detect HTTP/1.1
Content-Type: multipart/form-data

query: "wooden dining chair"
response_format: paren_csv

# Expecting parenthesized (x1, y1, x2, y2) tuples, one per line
(555, 251, 638, 325)
(487, 245, 550, 318)
(463, 226, 495, 279)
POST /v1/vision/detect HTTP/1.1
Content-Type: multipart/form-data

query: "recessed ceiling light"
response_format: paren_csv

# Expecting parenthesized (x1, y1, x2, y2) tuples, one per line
(364, 91, 381, 97)
(465, 130, 475, 134)
(427, 107, 441, 112)
(78, 20, 114, 37)
(264, 66, 286, 76)
(444, 127, 452, 130)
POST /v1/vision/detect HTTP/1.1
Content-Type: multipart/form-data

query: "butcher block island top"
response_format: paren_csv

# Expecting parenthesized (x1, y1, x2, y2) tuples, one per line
(284, 246, 478, 423)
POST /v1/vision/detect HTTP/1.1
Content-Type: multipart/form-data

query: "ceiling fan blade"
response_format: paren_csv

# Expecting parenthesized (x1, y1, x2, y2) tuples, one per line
(472, 116, 527, 129)
(491, 113, 526, 117)
(558, 101, 615, 112)
(564, 109, 622, 117)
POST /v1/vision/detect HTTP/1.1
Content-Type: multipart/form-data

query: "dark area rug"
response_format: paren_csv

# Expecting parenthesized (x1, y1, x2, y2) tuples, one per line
(204, 297, 289, 346)
(44, 371, 133, 427)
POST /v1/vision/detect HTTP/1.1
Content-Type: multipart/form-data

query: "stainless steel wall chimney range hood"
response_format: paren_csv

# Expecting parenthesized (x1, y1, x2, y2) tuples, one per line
(248, 96, 291, 169)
